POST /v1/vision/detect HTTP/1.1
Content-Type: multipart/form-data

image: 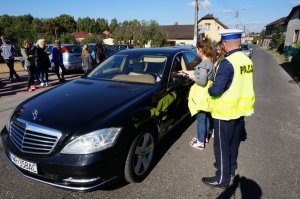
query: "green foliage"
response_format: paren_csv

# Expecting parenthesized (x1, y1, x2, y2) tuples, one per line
(81, 35, 101, 44)
(296, 41, 300, 48)
(270, 24, 285, 49)
(0, 14, 166, 50)
(109, 18, 119, 33)
(54, 14, 76, 37)
(58, 33, 77, 44)
(95, 18, 108, 34)
(252, 36, 261, 44)
(113, 20, 167, 47)
(77, 17, 97, 33)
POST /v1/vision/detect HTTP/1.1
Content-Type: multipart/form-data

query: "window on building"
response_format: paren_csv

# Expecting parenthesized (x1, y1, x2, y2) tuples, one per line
(205, 23, 211, 30)
(293, 30, 299, 44)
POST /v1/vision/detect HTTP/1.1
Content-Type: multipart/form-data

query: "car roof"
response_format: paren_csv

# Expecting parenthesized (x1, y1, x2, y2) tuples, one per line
(116, 47, 192, 56)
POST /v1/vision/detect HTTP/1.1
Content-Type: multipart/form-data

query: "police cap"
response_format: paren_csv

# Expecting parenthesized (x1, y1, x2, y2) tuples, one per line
(218, 29, 244, 41)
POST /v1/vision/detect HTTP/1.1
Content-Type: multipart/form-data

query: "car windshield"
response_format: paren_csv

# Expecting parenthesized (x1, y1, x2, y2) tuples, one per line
(87, 54, 167, 84)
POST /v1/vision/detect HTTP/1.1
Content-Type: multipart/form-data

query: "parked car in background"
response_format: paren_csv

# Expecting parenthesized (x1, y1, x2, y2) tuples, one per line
(1, 47, 200, 191)
(88, 43, 130, 66)
(241, 43, 253, 58)
(47, 44, 82, 73)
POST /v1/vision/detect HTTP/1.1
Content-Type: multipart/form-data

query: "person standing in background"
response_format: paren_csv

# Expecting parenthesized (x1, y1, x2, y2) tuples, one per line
(202, 29, 255, 189)
(0, 35, 20, 83)
(35, 39, 51, 87)
(213, 41, 226, 68)
(81, 44, 92, 74)
(51, 40, 65, 83)
(95, 41, 105, 65)
(21, 40, 36, 91)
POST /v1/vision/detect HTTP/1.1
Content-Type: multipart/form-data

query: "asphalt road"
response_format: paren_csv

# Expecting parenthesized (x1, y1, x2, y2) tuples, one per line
(0, 47, 299, 199)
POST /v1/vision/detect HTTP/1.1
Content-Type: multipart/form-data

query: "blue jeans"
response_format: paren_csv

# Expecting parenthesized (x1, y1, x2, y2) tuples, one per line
(196, 111, 210, 143)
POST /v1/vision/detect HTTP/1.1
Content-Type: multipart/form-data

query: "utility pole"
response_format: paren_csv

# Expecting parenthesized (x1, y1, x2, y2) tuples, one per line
(234, 8, 245, 29)
(194, 0, 199, 45)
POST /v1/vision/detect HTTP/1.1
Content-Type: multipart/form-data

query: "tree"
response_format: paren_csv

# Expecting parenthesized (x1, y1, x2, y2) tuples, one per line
(270, 24, 285, 49)
(77, 17, 97, 33)
(54, 14, 76, 37)
(109, 18, 119, 33)
(95, 18, 108, 34)
(113, 20, 167, 47)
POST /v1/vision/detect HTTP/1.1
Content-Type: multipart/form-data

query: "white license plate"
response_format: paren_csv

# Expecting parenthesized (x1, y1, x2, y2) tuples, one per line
(10, 153, 38, 174)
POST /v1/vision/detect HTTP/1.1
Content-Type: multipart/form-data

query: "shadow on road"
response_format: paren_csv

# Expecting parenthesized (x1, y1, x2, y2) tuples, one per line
(280, 62, 300, 87)
(0, 72, 82, 98)
(217, 175, 262, 199)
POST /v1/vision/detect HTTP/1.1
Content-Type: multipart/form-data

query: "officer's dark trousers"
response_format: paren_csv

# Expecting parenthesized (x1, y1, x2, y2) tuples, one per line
(213, 116, 244, 186)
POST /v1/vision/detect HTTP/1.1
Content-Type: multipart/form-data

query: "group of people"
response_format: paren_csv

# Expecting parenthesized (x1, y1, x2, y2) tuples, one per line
(0, 36, 66, 92)
(81, 41, 105, 74)
(180, 29, 255, 189)
(1, 36, 106, 91)
(20, 39, 66, 91)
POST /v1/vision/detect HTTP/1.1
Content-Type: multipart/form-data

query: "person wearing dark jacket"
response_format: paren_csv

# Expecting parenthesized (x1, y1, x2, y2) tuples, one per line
(95, 41, 105, 65)
(0, 35, 20, 82)
(202, 29, 255, 189)
(51, 40, 65, 83)
(35, 38, 51, 87)
(21, 40, 36, 91)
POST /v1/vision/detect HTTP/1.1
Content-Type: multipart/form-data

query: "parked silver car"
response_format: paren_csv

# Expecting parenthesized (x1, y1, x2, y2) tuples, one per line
(47, 44, 82, 72)
(241, 43, 253, 58)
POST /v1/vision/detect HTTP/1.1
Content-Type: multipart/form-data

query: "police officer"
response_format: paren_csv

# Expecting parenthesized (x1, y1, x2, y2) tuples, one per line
(202, 29, 255, 189)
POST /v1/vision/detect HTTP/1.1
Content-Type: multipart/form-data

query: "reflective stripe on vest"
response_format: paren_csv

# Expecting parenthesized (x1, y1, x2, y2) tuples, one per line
(211, 51, 255, 120)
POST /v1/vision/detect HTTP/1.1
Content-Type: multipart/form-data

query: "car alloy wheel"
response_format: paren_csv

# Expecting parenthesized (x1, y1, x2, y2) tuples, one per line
(124, 131, 155, 183)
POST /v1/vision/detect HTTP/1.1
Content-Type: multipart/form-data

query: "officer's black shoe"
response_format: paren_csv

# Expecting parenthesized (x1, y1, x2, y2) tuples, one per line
(202, 176, 229, 189)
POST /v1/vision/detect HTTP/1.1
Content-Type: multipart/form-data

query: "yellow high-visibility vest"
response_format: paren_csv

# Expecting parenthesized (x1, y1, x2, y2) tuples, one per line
(188, 80, 213, 116)
(210, 51, 255, 120)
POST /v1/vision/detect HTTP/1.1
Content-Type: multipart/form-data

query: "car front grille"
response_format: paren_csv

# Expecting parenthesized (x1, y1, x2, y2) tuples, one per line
(9, 118, 62, 155)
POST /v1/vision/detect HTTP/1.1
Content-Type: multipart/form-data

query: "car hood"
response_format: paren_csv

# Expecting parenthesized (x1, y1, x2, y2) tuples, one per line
(16, 78, 156, 133)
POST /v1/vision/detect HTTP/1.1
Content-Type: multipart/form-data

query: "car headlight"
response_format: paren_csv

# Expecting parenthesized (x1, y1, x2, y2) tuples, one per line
(61, 128, 121, 154)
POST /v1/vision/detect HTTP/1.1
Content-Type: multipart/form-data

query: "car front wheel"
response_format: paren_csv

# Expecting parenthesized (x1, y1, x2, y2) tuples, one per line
(124, 131, 156, 183)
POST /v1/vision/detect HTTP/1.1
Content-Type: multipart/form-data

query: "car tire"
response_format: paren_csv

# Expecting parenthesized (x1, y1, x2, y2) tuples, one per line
(124, 130, 156, 183)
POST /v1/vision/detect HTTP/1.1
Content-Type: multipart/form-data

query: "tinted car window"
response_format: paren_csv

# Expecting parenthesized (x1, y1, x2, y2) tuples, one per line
(88, 54, 167, 84)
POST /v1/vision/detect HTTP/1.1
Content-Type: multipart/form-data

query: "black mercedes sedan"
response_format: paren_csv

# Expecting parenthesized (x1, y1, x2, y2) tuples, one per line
(1, 47, 201, 191)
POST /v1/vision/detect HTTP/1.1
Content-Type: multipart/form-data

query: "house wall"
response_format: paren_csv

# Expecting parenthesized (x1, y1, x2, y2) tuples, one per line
(198, 19, 225, 42)
(285, 8, 300, 47)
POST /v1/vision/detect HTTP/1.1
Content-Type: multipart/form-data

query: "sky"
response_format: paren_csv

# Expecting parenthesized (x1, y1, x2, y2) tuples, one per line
(1, 0, 300, 33)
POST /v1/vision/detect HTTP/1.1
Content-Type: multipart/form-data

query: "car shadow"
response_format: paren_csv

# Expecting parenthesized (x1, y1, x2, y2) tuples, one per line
(100, 115, 195, 191)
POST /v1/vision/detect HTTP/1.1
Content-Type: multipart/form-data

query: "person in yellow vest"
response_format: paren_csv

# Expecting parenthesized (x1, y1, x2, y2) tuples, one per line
(179, 38, 214, 150)
(202, 29, 255, 189)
